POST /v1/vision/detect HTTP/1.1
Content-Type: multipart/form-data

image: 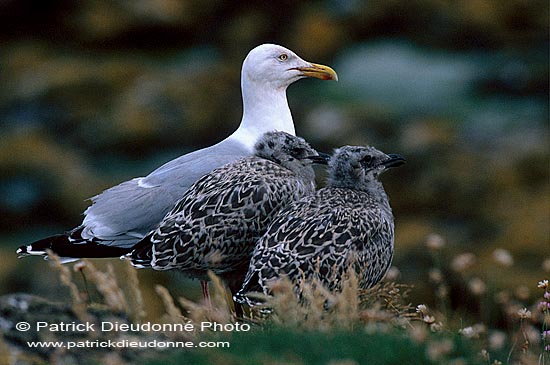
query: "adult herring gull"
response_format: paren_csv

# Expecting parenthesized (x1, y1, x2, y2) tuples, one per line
(17, 44, 337, 260)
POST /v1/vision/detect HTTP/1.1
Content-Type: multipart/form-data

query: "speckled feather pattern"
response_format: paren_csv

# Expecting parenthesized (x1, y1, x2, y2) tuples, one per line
(130, 155, 316, 283)
(236, 145, 403, 304)
(127, 131, 323, 292)
(238, 188, 393, 296)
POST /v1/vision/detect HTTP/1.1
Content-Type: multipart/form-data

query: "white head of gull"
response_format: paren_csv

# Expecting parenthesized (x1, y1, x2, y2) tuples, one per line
(230, 43, 338, 150)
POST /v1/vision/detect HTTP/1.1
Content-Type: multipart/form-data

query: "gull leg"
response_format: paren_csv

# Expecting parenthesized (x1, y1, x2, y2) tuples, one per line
(200, 280, 212, 307)
(234, 301, 244, 319)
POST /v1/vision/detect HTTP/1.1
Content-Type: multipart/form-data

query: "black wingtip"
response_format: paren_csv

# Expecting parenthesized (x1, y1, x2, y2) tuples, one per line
(17, 233, 133, 260)
(16, 235, 63, 258)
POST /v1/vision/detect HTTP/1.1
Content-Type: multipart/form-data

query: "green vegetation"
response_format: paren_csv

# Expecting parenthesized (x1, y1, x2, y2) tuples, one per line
(147, 329, 463, 365)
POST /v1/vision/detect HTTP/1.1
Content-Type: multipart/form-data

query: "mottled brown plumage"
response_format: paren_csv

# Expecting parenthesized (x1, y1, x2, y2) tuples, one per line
(128, 131, 326, 294)
(235, 145, 405, 306)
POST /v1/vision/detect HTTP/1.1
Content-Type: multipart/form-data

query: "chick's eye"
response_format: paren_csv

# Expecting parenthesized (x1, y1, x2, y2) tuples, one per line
(291, 147, 304, 154)
(278, 53, 289, 61)
(290, 147, 306, 156)
(361, 156, 373, 165)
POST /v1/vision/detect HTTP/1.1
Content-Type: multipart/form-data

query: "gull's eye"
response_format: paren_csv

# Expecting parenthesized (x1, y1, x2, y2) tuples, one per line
(278, 53, 289, 61)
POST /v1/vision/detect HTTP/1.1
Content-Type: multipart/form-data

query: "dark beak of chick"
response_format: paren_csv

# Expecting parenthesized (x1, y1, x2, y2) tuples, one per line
(382, 154, 406, 169)
(307, 152, 330, 165)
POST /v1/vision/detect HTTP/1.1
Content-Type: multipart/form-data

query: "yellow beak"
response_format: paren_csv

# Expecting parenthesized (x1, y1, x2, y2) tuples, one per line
(295, 63, 338, 81)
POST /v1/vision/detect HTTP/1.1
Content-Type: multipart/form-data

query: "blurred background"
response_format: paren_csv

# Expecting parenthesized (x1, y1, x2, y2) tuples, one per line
(0, 0, 548, 325)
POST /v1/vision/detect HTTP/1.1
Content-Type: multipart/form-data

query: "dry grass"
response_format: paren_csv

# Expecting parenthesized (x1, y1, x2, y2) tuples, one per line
(245, 272, 416, 333)
(2, 241, 549, 365)
(39, 253, 421, 334)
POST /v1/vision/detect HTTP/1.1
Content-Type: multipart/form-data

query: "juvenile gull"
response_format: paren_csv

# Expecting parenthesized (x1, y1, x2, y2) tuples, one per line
(127, 131, 327, 305)
(16, 44, 337, 261)
(235, 145, 405, 306)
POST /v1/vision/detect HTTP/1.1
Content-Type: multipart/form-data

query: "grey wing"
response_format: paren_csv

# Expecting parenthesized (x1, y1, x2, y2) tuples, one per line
(80, 138, 250, 247)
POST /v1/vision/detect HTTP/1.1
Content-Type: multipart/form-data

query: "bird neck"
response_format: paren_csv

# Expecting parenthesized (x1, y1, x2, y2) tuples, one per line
(369, 183, 394, 221)
(229, 81, 296, 151)
(367, 183, 392, 213)
(330, 178, 393, 214)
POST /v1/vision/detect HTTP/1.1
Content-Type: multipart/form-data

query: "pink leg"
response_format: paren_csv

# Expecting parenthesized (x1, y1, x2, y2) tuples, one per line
(200, 280, 212, 307)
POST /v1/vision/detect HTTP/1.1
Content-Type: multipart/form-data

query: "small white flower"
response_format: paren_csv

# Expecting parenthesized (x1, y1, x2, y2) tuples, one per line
(459, 326, 476, 338)
(416, 304, 427, 314)
(459, 323, 485, 338)
(517, 308, 531, 319)
(538, 279, 549, 289)
(423, 315, 436, 324)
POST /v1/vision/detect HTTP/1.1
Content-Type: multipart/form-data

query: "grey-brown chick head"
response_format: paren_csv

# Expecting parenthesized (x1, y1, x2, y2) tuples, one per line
(254, 131, 327, 177)
(327, 145, 405, 190)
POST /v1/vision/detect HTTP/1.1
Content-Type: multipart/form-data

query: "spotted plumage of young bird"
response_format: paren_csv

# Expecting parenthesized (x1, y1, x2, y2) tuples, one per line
(128, 131, 327, 307)
(235, 145, 405, 306)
